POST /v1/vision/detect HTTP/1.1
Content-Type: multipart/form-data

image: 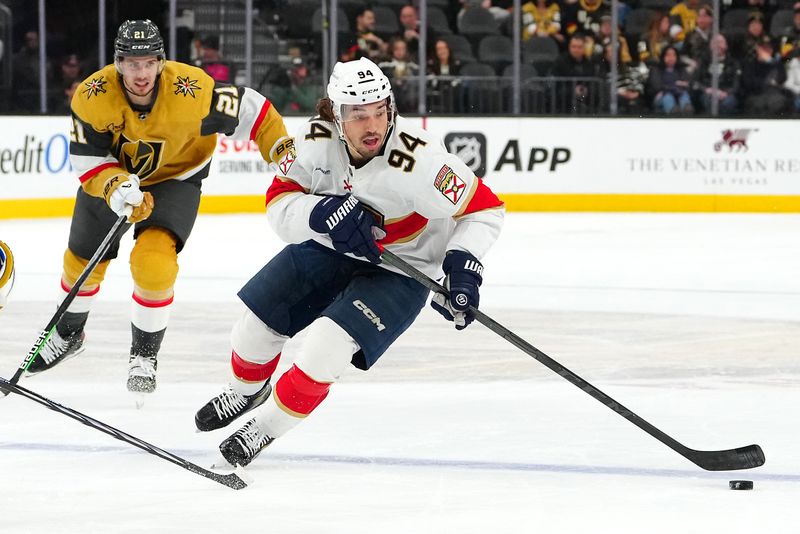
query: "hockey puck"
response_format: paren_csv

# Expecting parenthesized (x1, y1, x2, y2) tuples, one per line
(729, 480, 754, 490)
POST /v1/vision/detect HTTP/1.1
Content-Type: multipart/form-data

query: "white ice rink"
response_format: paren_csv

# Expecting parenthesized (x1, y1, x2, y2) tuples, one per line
(0, 212, 798, 533)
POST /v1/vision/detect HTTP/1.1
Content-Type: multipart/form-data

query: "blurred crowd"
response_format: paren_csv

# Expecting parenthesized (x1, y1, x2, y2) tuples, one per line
(3, 0, 800, 116)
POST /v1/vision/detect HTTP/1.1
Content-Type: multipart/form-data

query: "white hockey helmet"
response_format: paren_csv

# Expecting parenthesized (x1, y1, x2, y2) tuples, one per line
(326, 57, 395, 137)
(0, 240, 15, 310)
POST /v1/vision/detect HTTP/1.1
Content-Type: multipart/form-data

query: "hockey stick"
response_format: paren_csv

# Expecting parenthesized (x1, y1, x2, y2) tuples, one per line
(0, 376, 248, 490)
(380, 249, 765, 471)
(1, 214, 129, 397)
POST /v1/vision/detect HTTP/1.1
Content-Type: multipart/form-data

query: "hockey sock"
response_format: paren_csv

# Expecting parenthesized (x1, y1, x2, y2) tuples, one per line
(131, 324, 166, 357)
(55, 279, 98, 337)
(131, 293, 172, 356)
(231, 350, 281, 395)
(257, 364, 332, 438)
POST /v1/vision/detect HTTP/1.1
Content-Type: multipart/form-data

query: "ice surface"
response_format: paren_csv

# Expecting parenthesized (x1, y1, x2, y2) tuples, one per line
(0, 213, 798, 533)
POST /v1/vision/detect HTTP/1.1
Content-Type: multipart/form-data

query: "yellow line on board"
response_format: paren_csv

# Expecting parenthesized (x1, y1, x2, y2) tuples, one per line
(498, 193, 800, 213)
(1, 193, 800, 219)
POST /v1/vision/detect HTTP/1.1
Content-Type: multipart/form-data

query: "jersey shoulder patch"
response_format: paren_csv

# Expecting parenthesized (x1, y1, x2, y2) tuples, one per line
(71, 65, 126, 129)
(433, 164, 468, 205)
(163, 62, 214, 101)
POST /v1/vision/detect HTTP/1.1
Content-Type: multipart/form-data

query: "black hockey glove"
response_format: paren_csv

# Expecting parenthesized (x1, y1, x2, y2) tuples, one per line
(430, 250, 483, 330)
(309, 194, 382, 263)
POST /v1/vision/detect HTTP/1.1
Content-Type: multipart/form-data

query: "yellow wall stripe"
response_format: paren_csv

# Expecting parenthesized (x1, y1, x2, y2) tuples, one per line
(2, 193, 800, 220)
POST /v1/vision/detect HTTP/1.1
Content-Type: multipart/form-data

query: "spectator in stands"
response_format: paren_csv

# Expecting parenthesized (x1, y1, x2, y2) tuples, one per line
(637, 13, 676, 66)
(601, 42, 647, 115)
(459, 0, 511, 27)
(778, 3, 800, 59)
(590, 15, 631, 64)
(399, 5, 420, 56)
(196, 35, 233, 83)
(669, 0, 700, 43)
(784, 48, 800, 112)
(552, 33, 600, 113)
(733, 11, 767, 60)
(694, 34, 741, 115)
(521, 0, 564, 44)
(341, 6, 389, 63)
(741, 35, 792, 115)
(682, 4, 713, 72)
(12, 30, 51, 113)
(647, 45, 694, 114)
(380, 37, 419, 112)
(428, 38, 462, 76)
(561, 0, 609, 41)
(58, 53, 83, 87)
(267, 49, 321, 114)
(285, 57, 322, 114)
(732, 0, 771, 20)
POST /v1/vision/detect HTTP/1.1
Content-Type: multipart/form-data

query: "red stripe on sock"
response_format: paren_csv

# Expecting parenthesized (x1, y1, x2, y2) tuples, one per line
(274, 364, 331, 416)
(61, 279, 100, 297)
(231, 350, 280, 382)
(132, 293, 174, 308)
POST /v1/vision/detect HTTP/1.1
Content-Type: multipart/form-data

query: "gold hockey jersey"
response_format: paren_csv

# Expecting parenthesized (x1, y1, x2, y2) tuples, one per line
(69, 61, 293, 198)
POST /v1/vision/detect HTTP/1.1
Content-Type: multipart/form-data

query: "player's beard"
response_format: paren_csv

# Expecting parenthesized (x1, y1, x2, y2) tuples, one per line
(347, 130, 386, 163)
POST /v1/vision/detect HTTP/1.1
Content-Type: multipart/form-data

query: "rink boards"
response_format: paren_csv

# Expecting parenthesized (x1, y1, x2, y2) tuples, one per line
(0, 115, 799, 218)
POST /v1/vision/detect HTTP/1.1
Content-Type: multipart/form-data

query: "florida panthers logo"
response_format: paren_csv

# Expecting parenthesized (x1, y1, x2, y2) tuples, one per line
(434, 164, 467, 205)
(114, 134, 165, 179)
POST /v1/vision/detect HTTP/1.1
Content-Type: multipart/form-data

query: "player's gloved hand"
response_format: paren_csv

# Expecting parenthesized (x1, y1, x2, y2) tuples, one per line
(309, 194, 381, 263)
(104, 174, 154, 223)
(430, 250, 483, 330)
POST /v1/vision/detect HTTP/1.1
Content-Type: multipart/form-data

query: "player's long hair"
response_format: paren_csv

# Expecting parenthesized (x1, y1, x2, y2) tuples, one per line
(315, 97, 336, 122)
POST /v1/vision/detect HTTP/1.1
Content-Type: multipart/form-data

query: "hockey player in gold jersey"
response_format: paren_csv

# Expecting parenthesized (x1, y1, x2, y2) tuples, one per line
(26, 20, 295, 395)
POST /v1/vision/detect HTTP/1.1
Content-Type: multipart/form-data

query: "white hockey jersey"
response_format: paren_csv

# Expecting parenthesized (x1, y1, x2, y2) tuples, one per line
(265, 116, 505, 279)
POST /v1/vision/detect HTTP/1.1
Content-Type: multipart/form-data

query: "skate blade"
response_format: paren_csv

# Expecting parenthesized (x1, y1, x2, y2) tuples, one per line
(131, 392, 147, 409)
(210, 455, 235, 470)
(207, 458, 255, 486)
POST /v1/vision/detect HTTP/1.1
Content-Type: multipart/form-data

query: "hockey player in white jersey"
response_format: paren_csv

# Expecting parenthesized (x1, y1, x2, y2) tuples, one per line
(195, 57, 505, 466)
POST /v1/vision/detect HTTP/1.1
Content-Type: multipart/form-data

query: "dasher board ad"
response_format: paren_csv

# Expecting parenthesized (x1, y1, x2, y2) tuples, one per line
(422, 117, 800, 195)
(0, 116, 798, 214)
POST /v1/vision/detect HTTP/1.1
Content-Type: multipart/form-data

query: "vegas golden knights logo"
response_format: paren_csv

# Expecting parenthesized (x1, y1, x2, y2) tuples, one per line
(113, 134, 164, 179)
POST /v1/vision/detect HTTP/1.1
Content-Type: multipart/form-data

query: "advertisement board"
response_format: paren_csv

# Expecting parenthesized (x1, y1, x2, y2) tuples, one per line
(0, 116, 798, 218)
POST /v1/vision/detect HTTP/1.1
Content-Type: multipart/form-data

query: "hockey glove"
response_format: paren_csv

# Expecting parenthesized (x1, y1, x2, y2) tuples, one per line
(430, 250, 483, 330)
(104, 174, 154, 223)
(309, 194, 381, 263)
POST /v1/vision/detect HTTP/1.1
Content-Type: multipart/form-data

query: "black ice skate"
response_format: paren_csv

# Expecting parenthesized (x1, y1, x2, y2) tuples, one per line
(25, 330, 86, 376)
(195, 381, 272, 432)
(219, 417, 274, 467)
(127, 354, 157, 393)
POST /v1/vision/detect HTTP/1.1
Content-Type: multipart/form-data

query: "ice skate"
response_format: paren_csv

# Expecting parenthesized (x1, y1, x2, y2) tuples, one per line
(219, 418, 274, 467)
(127, 353, 157, 394)
(25, 330, 86, 376)
(195, 381, 272, 432)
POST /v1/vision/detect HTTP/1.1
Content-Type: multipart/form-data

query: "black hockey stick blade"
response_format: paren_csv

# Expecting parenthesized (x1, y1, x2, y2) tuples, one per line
(2, 215, 130, 396)
(684, 444, 765, 471)
(380, 249, 766, 471)
(0, 377, 248, 490)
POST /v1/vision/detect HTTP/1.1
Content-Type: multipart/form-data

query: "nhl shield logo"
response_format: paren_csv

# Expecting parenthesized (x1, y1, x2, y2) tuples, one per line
(444, 132, 487, 177)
